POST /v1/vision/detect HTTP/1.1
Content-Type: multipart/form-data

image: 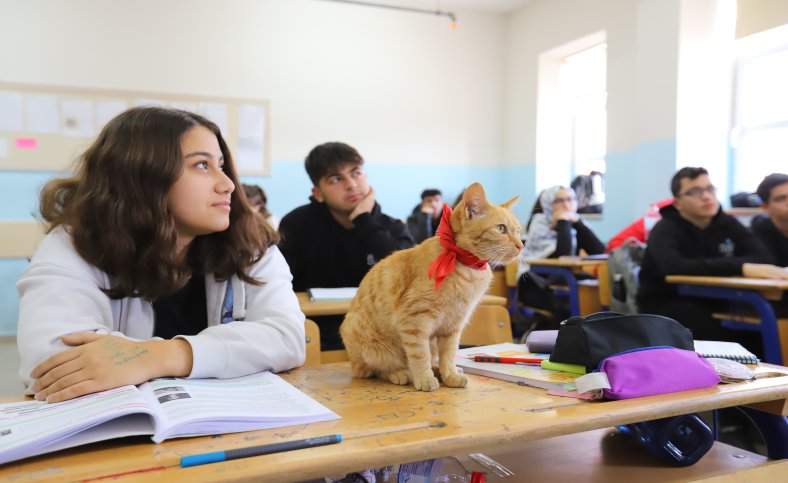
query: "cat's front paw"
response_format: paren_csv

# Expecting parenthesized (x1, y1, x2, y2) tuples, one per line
(413, 374, 440, 392)
(387, 369, 411, 386)
(442, 372, 468, 388)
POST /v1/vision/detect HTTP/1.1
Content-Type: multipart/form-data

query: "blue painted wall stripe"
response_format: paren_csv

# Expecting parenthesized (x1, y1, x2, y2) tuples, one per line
(0, 140, 676, 335)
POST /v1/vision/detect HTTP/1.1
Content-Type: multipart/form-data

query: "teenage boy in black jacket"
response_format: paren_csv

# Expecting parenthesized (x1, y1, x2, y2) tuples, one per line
(752, 173, 788, 267)
(406, 188, 444, 244)
(279, 142, 414, 348)
(638, 167, 785, 348)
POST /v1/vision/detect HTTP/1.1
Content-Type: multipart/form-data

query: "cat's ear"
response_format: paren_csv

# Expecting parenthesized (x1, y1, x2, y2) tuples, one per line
(462, 182, 489, 218)
(500, 195, 520, 210)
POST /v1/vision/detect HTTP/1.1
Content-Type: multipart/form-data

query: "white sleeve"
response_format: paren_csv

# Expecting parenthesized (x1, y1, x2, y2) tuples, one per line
(180, 246, 306, 378)
(15, 230, 126, 390)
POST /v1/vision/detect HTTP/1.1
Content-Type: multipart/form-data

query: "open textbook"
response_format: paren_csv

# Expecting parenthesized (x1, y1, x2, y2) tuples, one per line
(0, 372, 339, 466)
(455, 343, 578, 391)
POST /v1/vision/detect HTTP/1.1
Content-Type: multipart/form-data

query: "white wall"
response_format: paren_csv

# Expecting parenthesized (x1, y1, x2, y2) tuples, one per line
(0, 0, 510, 336)
(676, 0, 736, 202)
(504, 0, 682, 239)
(0, 0, 506, 168)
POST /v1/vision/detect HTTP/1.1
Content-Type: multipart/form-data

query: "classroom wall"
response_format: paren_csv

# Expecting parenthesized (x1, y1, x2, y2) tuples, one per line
(505, 0, 682, 240)
(0, 0, 779, 336)
(0, 0, 510, 334)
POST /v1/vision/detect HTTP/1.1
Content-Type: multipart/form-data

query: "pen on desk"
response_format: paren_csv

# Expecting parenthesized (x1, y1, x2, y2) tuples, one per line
(180, 421, 446, 469)
(473, 356, 543, 365)
(181, 434, 342, 468)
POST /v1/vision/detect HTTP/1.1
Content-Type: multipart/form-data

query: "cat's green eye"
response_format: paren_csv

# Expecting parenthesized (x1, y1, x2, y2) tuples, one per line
(496, 224, 507, 234)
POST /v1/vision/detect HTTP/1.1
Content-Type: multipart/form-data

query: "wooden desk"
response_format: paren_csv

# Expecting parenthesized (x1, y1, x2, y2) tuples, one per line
(3, 363, 786, 482)
(297, 293, 510, 362)
(526, 258, 607, 316)
(527, 257, 606, 274)
(665, 276, 788, 302)
(0, 221, 46, 259)
(666, 275, 788, 365)
(297, 292, 507, 317)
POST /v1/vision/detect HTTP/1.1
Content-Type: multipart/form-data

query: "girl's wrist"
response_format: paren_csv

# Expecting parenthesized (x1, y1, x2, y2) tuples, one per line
(149, 339, 193, 378)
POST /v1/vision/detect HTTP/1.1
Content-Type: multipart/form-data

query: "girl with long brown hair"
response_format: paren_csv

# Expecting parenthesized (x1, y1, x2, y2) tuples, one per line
(17, 107, 305, 403)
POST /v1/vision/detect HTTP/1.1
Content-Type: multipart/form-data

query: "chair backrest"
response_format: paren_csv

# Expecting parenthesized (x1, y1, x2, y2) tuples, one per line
(460, 305, 513, 346)
(304, 319, 321, 367)
(0, 221, 46, 259)
(596, 262, 611, 308)
(607, 238, 646, 314)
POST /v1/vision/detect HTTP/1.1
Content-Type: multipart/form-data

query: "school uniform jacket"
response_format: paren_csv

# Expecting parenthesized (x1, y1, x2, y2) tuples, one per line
(16, 227, 306, 391)
(750, 215, 788, 267)
(278, 197, 415, 291)
(637, 205, 774, 306)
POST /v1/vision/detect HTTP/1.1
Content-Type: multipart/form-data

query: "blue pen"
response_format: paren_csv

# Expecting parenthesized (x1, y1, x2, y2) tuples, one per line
(181, 434, 342, 468)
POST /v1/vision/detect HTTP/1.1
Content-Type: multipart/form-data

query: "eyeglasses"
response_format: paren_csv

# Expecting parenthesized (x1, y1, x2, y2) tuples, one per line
(552, 196, 577, 205)
(680, 185, 716, 198)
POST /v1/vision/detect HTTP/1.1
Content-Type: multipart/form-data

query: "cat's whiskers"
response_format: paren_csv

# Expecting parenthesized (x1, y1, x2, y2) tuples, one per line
(480, 246, 514, 266)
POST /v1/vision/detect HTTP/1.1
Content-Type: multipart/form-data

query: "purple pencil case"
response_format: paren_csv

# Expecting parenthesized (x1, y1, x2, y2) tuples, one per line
(599, 347, 720, 400)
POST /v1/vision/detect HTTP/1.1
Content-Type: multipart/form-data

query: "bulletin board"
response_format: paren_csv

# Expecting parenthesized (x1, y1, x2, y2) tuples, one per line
(0, 81, 271, 175)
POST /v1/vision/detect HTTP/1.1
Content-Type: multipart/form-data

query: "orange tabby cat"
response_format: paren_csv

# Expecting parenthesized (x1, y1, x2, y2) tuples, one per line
(340, 182, 522, 391)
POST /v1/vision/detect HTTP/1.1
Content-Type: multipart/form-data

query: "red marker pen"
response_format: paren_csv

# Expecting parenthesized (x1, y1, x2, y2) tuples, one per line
(473, 356, 543, 365)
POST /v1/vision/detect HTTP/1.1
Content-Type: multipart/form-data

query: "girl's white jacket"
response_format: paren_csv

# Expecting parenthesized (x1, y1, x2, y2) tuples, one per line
(16, 227, 306, 391)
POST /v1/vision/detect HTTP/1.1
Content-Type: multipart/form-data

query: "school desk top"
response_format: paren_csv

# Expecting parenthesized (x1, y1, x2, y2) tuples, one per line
(296, 292, 507, 317)
(1, 363, 786, 482)
(666, 275, 788, 301)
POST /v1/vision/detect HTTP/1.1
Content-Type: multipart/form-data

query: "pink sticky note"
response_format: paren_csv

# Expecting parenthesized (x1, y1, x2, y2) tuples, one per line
(16, 138, 38, 149)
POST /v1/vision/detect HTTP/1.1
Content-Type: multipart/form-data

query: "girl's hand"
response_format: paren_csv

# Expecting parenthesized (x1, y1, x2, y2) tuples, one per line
(29, 333, 193, 403)
(551, 206, 579, 227)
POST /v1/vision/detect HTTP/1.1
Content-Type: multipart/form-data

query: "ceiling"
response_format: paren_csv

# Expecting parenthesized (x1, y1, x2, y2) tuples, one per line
(322, 0, 533, 15)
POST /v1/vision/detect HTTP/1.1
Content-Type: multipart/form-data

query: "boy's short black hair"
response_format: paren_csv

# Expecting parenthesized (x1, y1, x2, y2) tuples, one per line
(756, 173, 788, 203)
(420, 189, 442, 200)
(305, 142, 364, 186)
(671, 167, 709, 197)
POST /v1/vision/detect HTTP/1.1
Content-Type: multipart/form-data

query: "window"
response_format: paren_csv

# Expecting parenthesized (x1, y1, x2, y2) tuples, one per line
(536, 37, 607, 213)
(731, 26, 788, 195)
(560, 44, 608, 181)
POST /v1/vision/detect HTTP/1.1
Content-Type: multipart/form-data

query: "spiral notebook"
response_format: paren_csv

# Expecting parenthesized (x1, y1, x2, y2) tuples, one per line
(694, 340, 759, 364)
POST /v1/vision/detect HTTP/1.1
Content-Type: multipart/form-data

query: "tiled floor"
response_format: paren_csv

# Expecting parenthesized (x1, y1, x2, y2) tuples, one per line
(0, 337, 24, 397)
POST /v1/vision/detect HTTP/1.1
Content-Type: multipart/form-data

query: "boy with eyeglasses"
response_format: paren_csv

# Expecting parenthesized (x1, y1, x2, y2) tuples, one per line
(752, 173, 788, 267)
(637, 167, 785, 349)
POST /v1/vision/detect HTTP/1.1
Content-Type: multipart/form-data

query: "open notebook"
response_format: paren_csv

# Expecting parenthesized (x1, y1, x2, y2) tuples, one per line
(0, 372, 339, 466)
(694, 340, 759, 364)
(307, 287, 358, 301)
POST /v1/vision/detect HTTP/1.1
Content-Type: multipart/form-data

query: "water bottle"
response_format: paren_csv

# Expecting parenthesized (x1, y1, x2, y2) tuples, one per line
(378, 457, 485, 483)
(616, 413, 714, 467)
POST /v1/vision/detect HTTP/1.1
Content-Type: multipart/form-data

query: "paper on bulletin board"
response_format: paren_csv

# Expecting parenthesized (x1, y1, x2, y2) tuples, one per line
(25, 95, 59, 134)
(170, 101, 197, 113)
(135, 98, 167, 107)
(199, 102, 228, 136)
(236, 104, 266, 172)
(236, 137, 264, 172)
(61, 100, 94, 137)
(0, 138, 8, 159)
(0, 91, 24, 132)
(95, 100, 128, 127)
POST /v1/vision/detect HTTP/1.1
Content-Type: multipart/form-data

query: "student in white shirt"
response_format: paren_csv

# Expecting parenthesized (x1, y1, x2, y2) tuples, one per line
(18, 106, 305, 403)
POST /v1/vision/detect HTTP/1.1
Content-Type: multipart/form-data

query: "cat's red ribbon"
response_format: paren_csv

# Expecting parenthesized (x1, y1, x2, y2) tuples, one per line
(427, 204, 489, 291)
